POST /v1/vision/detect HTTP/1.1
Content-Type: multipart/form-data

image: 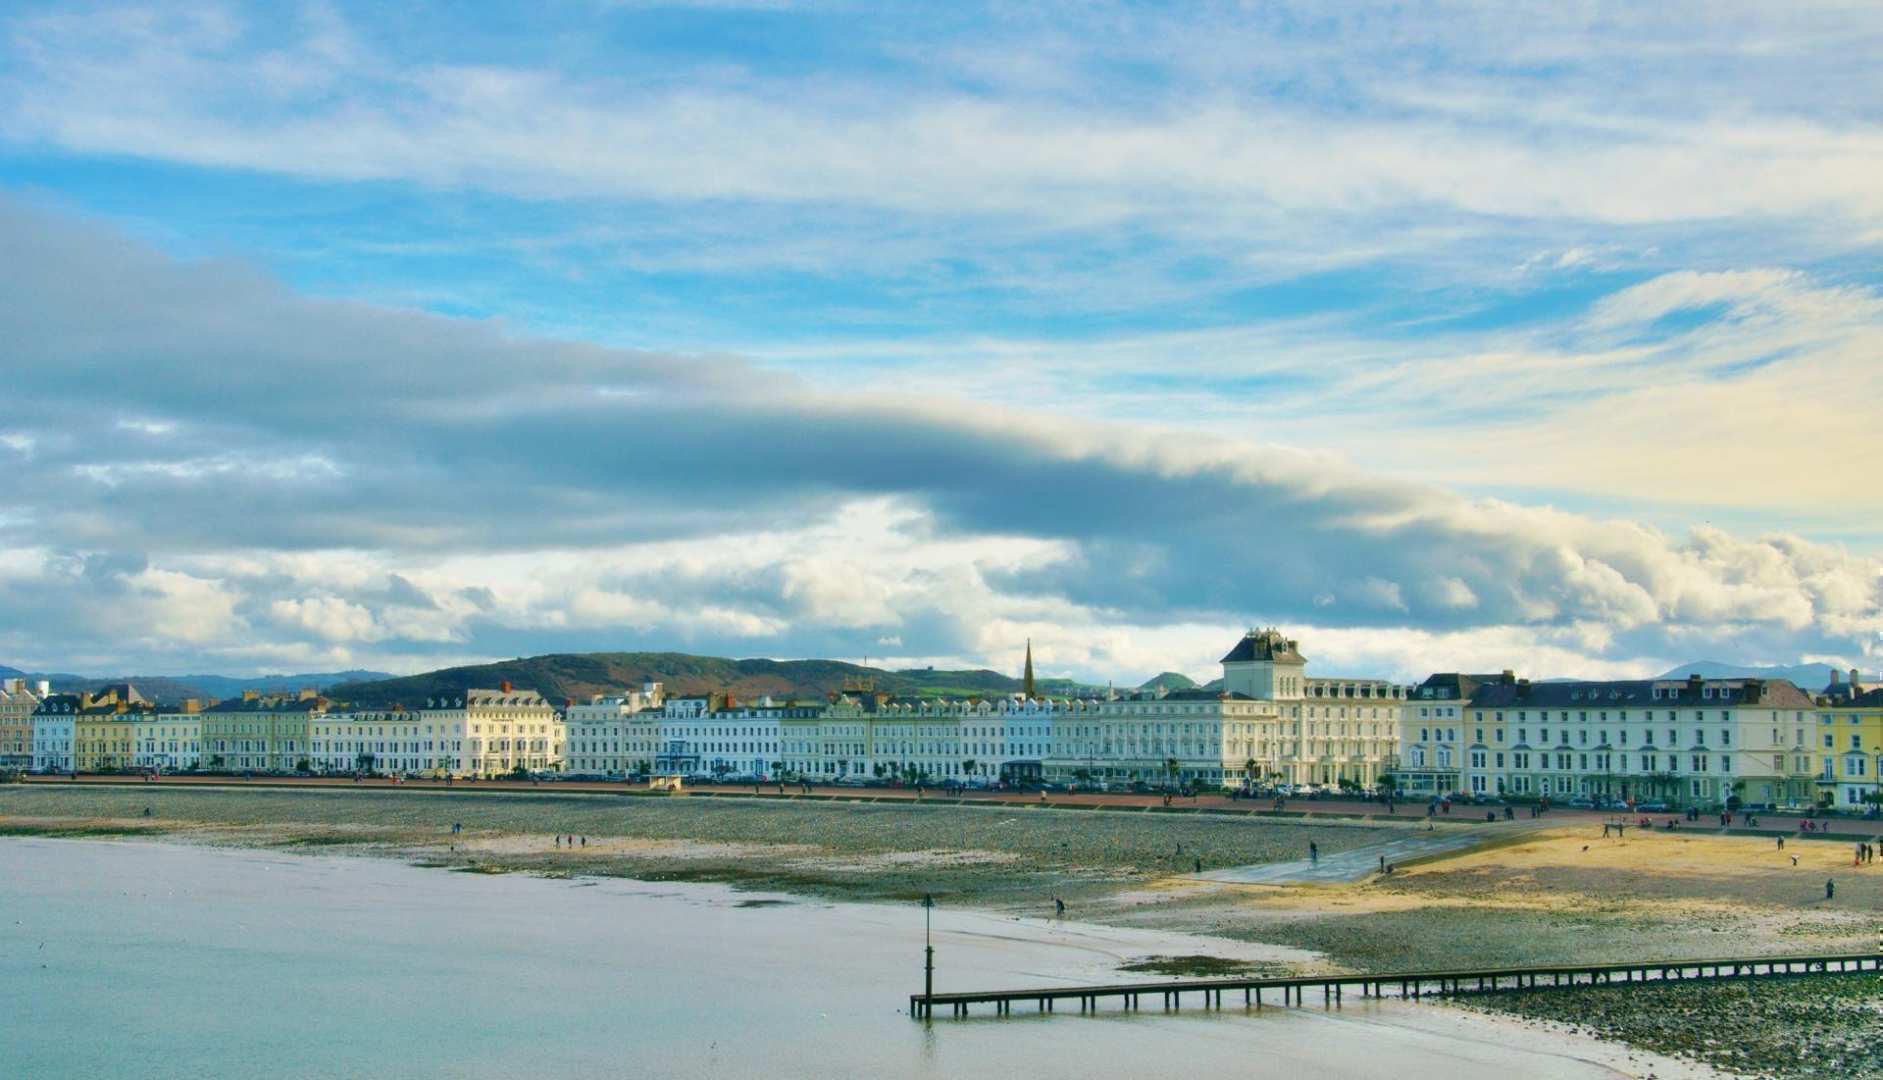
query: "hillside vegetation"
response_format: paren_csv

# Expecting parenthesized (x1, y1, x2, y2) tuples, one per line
(327, 652, 1037, 706)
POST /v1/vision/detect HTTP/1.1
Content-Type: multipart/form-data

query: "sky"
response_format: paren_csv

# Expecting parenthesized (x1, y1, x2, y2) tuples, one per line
(1, 1, 1881, 685)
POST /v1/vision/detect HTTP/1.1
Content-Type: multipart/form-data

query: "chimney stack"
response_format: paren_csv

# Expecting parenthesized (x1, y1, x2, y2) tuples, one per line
(499, 680, 513, 694)
(242, 689, 259, 702)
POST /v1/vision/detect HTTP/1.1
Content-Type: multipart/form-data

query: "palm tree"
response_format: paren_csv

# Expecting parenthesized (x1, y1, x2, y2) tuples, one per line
(1243, 757, 1259, 790)
(1164, 757, 1180, 791)
(962, 758, 978, 784)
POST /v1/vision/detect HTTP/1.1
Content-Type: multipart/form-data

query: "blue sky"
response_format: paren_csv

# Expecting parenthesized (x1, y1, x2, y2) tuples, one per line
(1, 1, 1880, 683)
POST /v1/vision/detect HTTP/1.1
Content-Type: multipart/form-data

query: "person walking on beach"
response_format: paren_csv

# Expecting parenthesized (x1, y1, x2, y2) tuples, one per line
(1792, 854, 1799, 866)
(1778, 836, 1785, 851)
(1309, 842, 1319, 866)
(1054, 896, 1065, 916)
(1825, 878, 1835, 900)
(580, 836, 586, 848)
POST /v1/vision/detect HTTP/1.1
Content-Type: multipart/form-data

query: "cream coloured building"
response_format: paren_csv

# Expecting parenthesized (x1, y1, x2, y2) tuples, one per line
(0, 678, 42, 769)
(133, 703, 203, 771)
(417, 683, 563, 777)
(564, 683, 665, 776)
(1422, 673, 1819, 807)
(1047, 629, 1404, 790)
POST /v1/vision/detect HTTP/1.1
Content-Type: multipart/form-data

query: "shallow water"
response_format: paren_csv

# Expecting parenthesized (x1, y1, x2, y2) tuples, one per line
(0, 838, 1679, 1079)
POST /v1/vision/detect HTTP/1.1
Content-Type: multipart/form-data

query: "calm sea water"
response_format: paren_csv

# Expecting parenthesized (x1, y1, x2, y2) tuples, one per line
(0, 838, 1657, 1079)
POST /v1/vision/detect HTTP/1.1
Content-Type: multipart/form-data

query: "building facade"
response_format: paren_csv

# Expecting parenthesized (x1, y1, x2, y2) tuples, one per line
(1814, 683, 1883, 808)
(1047, 629, 1404, 790)
(1443, 674, 1818, 807)
(202, 691, 327, 772)
(0, 678, 43, 768)
(563, 683, 665, 776)
(133, 703, 203, 771)
(417, 683, 562, 777)
(31, 693, 78, 773)
(1396, 672, 1511, 797)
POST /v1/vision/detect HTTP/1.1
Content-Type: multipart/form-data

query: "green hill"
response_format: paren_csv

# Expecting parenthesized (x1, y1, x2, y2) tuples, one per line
(1137, 671, 1198, 692)
(326, 652, 1034, 707)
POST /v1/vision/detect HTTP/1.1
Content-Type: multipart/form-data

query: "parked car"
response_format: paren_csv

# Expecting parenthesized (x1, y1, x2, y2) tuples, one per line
(1565, 796, 1596, 809)
(1634, 800, 1670, 812)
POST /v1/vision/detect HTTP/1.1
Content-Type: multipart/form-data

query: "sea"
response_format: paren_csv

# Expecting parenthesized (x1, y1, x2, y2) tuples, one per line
(0, 837, 1684, 1079)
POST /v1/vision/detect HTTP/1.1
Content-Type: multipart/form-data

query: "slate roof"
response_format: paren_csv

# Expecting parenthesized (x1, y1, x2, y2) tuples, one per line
(1220, 629, 1307, 665)
(1468, 677, 1814, 711)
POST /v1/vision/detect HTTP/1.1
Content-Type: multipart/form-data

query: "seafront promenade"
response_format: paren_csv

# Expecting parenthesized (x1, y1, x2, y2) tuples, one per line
(22, 772, 1883, 840)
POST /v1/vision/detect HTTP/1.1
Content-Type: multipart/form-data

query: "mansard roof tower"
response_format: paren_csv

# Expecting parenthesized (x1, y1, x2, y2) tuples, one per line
(1219, 627, 1308, 701)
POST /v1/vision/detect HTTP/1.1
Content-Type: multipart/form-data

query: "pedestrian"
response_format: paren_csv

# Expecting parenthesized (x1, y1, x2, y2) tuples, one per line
(1791, 854, 1799, 867)
(1054, 896, 1065, 916)
(580, 836, 586, 848)
(1826, 878, 1835, 900)
(1777, 836, 1785, 851)
(1379, 854, 1386, 873)
(1309, 841, 1319, 866)
(1194, 856, 1201, 874)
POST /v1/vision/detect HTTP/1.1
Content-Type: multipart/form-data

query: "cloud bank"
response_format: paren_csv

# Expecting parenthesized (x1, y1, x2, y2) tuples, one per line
(1, 202, 1877, 682)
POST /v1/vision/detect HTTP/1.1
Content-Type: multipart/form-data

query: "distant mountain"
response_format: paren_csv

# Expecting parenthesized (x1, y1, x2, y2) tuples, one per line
(1655, 661, 1843, 691)
(1138, 671, 1198, 692)
(327, 653, 1040, 707)
(0, 668, 395, 703)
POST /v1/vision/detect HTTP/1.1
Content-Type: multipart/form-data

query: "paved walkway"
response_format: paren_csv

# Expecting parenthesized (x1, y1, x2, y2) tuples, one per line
(1193, 820, 1549, 885)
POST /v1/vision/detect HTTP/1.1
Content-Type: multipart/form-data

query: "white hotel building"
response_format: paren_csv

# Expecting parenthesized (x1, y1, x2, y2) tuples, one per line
(564, 682, 665, 776)
(1047, 629, 1404, 789)
(1395, 672, 1819, 807)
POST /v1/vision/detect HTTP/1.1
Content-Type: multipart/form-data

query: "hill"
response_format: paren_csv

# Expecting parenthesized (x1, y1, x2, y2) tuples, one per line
(1655, 661, 1842, 690)
(1138, 671, 1198, 692)
(0, 668, 395, 703)
(326, 653, 1039, 707)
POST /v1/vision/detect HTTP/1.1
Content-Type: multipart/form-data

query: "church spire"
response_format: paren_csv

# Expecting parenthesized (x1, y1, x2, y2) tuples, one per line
(1022, 638, 1036, 698)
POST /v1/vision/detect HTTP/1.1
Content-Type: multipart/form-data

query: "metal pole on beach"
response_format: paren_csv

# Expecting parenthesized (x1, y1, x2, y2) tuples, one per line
(923, 893, 936, 1016)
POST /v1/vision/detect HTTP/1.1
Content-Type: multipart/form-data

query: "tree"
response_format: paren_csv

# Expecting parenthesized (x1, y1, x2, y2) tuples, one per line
(295, 758, 312, 774)
(1243, 758, 1258, 789)
(1376, 772, 1398, 793)
(1164, 757, 1180, 790)
(962, 758, 978, 783)
(209, 754, 225, 771)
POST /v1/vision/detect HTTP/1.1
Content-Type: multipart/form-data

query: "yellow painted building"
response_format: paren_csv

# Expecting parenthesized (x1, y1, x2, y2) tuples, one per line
(72, 684, 154, 772)
(1815, 686, 1883, 809)
(201, 690, 328, 773)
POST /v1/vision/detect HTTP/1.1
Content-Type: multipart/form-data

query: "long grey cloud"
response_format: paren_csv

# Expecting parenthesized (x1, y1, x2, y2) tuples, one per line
(0, 199, 1878, 679)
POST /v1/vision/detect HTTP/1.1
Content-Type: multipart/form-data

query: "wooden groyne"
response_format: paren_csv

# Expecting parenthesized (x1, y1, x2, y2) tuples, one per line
(909, 951, 1883, 1019)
